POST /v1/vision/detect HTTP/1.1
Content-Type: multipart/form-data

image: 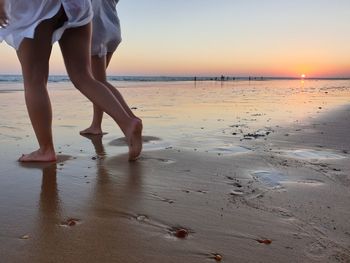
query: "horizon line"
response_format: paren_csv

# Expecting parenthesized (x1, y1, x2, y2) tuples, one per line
(0, 74, 350, 80)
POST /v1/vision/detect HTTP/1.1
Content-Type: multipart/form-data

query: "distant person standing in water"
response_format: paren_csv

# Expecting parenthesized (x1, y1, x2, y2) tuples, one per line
(80, 0, 140, 135)
(0, 0, 142, 161)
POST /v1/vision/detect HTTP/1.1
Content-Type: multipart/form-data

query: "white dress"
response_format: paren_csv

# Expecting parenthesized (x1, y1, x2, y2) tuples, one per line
(0, 0, 93, 50)
(91, 0, 122, 57)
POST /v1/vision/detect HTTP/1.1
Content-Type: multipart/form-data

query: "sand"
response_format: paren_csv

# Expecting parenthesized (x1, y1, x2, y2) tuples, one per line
(0, 79, 349, 262)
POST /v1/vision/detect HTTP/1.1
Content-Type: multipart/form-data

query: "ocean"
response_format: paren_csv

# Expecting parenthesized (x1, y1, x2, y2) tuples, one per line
(1, 74, 349, 85)
(0, 75, 225, 84)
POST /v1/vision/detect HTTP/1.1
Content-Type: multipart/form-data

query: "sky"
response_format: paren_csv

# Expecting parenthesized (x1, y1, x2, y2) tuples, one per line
(0, 0, 350, 77)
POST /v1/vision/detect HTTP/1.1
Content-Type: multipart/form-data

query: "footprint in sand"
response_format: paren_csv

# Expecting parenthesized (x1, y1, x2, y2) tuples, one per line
(281, 149, 345, 160)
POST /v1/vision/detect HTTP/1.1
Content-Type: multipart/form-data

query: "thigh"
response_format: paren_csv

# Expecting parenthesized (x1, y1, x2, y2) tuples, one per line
(59, 23, 93, 81)
(17, 8, 67, 86)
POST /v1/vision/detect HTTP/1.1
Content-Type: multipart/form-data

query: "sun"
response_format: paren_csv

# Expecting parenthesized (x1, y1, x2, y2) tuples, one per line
(301, 74, 306, 79)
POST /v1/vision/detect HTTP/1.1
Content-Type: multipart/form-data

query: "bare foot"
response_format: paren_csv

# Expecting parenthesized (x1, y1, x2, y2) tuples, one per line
(126, 118, 143, 161)
(80, 126, 104, 135)
(19, 148, 57, 162)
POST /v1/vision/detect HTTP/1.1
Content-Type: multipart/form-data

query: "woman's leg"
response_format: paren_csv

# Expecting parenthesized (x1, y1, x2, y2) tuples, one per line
(16, 18, 59, 162)
(79, 55, 107, 135)
(105, 52, 139, 119)
(58, 24, 142, 160)
(80, 52, 139, 135)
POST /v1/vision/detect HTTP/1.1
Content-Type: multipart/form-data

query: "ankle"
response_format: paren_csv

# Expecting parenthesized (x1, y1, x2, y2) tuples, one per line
(39, 145, 55, 154)
(90, 123, 102, 129)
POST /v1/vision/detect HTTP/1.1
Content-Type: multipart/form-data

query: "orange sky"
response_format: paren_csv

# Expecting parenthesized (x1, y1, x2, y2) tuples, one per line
(0, 0, 350, 78)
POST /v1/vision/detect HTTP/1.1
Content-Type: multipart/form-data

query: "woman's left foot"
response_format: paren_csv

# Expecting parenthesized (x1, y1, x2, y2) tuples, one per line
(80, 126, 104, 135)
(18, 148, 57, 162)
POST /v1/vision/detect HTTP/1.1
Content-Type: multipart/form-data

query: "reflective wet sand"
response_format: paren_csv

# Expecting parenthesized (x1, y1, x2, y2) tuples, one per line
(0, 80, 349, 262)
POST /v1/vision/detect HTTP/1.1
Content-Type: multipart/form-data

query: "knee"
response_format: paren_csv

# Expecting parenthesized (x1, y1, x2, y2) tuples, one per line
(68, 69, 94, 89)
(23, 71, 48, 91)
(100, 79, 110, 87)
(93, 74, 107, 84)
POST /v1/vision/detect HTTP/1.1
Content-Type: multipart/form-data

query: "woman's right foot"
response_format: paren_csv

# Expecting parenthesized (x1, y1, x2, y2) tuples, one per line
(126, 118, 143, 161)
(80, 126, 104, 135)
(19, 148, 57, 162)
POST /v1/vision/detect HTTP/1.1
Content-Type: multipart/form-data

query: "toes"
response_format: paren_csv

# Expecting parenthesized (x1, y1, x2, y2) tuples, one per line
(18, 154, 28, 162)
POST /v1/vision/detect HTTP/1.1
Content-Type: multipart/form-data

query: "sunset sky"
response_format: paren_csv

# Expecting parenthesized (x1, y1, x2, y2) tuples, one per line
(0, 0, 350, 77)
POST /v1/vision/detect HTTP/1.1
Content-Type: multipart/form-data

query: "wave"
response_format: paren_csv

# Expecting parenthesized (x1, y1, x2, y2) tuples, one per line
(0, 75, 73, 83)
(0, 75, 220, 83)
(1, 75, 349, 84)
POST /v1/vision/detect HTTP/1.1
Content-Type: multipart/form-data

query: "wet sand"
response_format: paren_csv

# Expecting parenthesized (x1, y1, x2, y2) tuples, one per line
(0, 80, 350, 262)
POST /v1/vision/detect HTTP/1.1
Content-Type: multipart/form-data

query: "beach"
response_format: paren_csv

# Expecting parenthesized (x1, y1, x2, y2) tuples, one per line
(0, 79, 349, 262)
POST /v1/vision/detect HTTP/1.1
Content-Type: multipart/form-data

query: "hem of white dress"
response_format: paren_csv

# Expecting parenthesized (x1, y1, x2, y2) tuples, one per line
(6, 4, 62, 50)
(1, 5, 93, 50)
(91, 40, 121, 58)
(51, 14, 93, 45)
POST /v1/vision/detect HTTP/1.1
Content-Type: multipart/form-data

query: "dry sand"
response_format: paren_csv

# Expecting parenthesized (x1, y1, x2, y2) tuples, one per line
(0, 79, 349, 262)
